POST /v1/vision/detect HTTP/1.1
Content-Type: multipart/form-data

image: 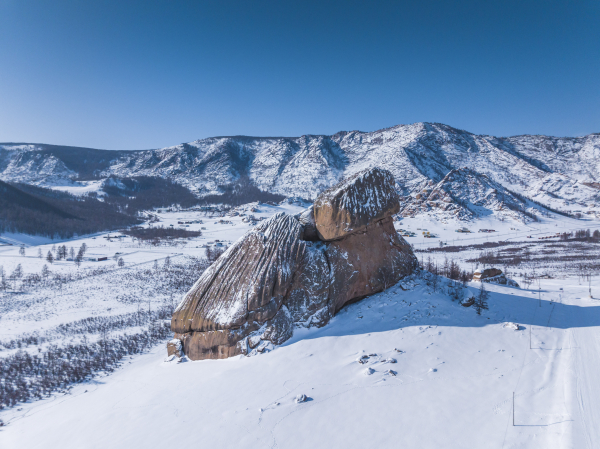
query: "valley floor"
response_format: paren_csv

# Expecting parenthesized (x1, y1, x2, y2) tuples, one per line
(1, 206, 599, 448)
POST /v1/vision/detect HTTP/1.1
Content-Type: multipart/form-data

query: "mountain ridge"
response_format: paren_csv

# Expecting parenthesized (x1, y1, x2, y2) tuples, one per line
(1, 122, 599, 220)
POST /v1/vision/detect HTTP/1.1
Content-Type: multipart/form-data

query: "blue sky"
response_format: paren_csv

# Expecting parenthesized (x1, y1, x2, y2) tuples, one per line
(0, 1, 598, 150)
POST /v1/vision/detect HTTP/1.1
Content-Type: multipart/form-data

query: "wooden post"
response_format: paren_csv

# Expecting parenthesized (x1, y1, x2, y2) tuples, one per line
(513, 392, 515, 426)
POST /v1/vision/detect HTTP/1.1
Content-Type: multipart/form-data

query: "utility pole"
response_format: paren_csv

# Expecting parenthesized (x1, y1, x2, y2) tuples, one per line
(530, 324, 532, 349)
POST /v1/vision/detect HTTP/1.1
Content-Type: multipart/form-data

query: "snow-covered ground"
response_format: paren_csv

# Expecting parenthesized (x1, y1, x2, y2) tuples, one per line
(397, 213, 600, 250)
(48, 180, 105, 196)
(0, 202, 304, 280)
(1, 206, 599, 448)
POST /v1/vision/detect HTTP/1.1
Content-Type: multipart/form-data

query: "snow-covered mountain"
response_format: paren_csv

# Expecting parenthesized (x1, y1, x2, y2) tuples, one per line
(399, 168, 536, 222)
(1, 123, 599, 218)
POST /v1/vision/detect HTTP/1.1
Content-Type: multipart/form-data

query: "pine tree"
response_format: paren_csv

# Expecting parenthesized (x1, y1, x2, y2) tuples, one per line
(118, 257, 125, 268)
(0, 266, 6, 291)
(37, 248, 42, 259)
(205, 246, 213, 262)
(41, 264, 50, 281)
(46, 251, 54, 264)
(11, 264, 23, 279)
(69, 247, 75, 261)
(474, 283, 490, 315)
(19, 246, 25, 256)
(75, 247, 84, 267)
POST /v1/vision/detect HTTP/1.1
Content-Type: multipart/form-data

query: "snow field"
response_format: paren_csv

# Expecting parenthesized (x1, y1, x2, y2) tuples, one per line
(0, 204, 599, 448)
(2, 272, 599, 448)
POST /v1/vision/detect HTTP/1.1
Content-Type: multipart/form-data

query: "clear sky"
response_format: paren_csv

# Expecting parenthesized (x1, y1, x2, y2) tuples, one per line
(0, 1, 598, 150)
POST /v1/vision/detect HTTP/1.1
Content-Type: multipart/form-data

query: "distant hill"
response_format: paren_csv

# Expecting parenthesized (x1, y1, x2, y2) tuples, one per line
(1, 122, 599, 221)
(0, 179, 77, 219)
(0, 180, 140, 239)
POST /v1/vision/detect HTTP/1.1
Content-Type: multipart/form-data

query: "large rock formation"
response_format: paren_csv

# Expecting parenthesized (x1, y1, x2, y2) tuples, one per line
(170, 167, 417, 360)
(472, 267, 519, 287)
(325, 217, 414, 313)
(313, 167, 400, 241)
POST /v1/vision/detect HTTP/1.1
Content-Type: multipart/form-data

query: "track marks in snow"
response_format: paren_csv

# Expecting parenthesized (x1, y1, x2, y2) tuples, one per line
(571, 325, 600, 449)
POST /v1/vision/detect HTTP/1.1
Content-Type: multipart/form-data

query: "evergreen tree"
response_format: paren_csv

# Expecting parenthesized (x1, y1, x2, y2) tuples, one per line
(19, 246, 25, 256)
(204, 246, 213, 262)
(41, 264, 50, 281)
(0, 266, 6, 291)
(46, 251, 54, 264)
(474, 283, 490, 315)
(75, 247, 85, 267)
(11, 264, 23, 279)
(13, 264, 22, 279)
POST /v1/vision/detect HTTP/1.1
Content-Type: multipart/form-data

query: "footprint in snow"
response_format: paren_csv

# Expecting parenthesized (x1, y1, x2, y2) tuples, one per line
(428, 368, 437, 373)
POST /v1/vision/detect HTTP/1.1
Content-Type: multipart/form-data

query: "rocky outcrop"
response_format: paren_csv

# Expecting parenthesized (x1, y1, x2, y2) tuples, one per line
(473, 268, 519, 287)
(171, 213, 304, 335)
(166, 339, 183, 358)
(472, 268, 502, 280)
(284, 242, 331, 326)
(326, 217, 415, 313)
(297, 207, 319, 241)
(170, 167, 417, 360)
(313, 167, 400, 241)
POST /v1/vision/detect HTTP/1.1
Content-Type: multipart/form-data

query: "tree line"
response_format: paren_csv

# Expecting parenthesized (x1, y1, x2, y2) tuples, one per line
(0, 316, 171, 409)
(199, 176, 286, 206)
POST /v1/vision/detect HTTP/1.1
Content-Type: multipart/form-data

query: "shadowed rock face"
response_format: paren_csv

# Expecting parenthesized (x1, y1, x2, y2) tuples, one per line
(170, 167, 417, 360)
(326, 216, 416, 314)
(297, 207, 319, 241)
(284, 242, 331, 326)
